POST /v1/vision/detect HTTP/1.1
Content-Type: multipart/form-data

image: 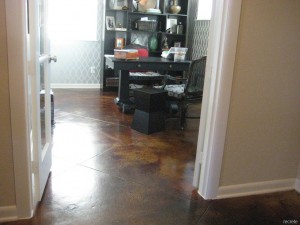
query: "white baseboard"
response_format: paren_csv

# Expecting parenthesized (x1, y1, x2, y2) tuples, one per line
(0, 205, 17, 222)
(51, 83, 101, 89)
(217, 179, 296, 199)
(295, 178, 300, 193)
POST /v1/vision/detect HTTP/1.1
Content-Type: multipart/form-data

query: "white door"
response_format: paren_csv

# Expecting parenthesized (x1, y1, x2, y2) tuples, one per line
(28, 0, 56, 201)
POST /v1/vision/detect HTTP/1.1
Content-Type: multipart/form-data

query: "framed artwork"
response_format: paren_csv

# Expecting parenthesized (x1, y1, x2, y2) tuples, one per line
(109, 0, 128, 10)
(115, 38, 125, 49)
(166, 18, 177, 33)
(106, 16, 116, 30)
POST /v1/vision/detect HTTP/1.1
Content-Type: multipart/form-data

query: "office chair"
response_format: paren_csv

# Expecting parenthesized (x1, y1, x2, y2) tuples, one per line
(162, 56, 207, 129)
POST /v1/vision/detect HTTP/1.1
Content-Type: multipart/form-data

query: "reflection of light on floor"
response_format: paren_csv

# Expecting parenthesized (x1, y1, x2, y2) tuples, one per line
(54, 123, 95, 149)
(51, 121, 103, 163)
(183, 161, 195, 183)
(52, 168, 96, 201)
(159, 157, 194, 181)
(51, 121, 97, 199)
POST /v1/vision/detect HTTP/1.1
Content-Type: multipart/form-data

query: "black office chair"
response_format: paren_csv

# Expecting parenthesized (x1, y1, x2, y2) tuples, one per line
(163, 56, 207, 129)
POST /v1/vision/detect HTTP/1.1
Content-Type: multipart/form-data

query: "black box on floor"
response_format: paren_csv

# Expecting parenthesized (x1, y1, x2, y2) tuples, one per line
(131, 88, 167, 134)
(133, 88, 167, 113)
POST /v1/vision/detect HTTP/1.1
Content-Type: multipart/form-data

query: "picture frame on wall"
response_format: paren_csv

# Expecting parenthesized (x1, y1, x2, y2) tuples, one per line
(106, 16, 116, 30)
(115, 38, 125, 49)
(109, 0, 128, 10)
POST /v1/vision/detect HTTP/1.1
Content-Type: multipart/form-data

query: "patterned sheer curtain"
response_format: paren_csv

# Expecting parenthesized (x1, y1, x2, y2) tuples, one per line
(186, 0, 199, 60)
(187, 0, 211, 60)
(48, 0, 104, 85)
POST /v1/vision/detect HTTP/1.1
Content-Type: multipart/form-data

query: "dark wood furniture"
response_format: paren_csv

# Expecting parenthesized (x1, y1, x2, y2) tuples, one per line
(131, 88, 167, 134)
(163, 56, 207, 129)
(105, 56, 191, 112)
(102, 0, 190, 91)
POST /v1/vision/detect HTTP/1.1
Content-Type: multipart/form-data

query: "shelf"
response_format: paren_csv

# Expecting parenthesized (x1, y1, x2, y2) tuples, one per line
(130, 30, 186, 37)
(128, 11, 165, 16)
(106, 9, 129, 12)
(103, 0, 189, 91)
(129, 11, 187, 17)
(164, 13, 188, 17)
(149, 50, 163, 54)
(104, 50, 114, 55)
(106, 29, 128, 32)
(129, 29, 163, 34)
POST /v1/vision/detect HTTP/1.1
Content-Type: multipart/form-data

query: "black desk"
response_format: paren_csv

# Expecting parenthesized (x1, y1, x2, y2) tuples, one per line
(105, 56, 191, 112)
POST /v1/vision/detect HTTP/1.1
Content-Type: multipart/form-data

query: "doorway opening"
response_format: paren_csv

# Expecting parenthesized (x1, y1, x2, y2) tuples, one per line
(46, 0, 209, 207)
(5, 0, 243, 220)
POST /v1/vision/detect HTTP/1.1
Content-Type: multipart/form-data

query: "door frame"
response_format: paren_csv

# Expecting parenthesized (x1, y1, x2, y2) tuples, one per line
(5, 0, 242, 220)
(5, 0, 34, 219)
(193, 0, 242, 199)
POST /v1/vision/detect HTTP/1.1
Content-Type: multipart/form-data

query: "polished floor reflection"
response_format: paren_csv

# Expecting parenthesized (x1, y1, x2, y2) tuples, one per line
(2, 89, 300, 225)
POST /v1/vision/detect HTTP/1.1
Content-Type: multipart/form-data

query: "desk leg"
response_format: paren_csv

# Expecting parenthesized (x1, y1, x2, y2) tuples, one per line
(114, 69, 133, 113)
(118, 70, 129, 102)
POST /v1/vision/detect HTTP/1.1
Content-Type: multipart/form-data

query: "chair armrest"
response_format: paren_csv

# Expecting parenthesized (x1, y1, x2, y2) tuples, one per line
(163, 75, 187, 84)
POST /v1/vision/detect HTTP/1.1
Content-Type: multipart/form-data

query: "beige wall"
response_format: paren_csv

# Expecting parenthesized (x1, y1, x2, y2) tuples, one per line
(298, 163, 300, 180)
(0, 0, 16, 206)
(220, 0, 300, 186)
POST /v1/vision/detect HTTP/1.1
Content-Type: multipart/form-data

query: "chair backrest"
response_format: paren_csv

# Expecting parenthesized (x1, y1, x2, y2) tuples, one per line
(184, 56, 207, 96)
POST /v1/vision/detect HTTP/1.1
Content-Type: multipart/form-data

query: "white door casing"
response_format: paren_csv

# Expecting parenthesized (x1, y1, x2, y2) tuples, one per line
(193, 0, 242, 199)
(6, 0, 33, 219)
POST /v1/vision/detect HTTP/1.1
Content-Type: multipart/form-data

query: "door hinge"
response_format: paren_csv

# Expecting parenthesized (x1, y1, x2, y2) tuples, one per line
(31, 161, 38, 174)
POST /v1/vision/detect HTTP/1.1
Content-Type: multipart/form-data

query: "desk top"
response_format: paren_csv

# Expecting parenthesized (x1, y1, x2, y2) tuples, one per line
(105, 56, 190, 64)
(105, 56, 191, 71)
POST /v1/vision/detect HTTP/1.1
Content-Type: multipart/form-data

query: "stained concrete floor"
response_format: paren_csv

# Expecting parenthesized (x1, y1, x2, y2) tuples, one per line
(2, 88, 300, 225)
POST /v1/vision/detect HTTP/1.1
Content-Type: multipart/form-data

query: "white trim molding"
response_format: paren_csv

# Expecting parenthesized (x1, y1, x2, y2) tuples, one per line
(217, 179, 296, 199)
(195, 0, 242, 199)
(295, 179, 300, 193)
(0, 206, 17, 223)
(51, 83, 101, 89)
(6, 0, 33, 219)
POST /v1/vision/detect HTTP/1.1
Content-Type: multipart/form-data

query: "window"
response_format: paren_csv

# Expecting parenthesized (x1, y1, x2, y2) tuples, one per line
(197, 0, 213, 20)
(48, 0, 98, 41)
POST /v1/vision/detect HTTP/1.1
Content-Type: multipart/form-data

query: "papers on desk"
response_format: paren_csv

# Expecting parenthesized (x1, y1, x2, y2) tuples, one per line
(161, 51, 169, 59)
(161, 47, 188, 61)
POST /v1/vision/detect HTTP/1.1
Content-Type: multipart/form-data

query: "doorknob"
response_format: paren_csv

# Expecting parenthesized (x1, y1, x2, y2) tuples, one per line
(49, 55, 57, 63)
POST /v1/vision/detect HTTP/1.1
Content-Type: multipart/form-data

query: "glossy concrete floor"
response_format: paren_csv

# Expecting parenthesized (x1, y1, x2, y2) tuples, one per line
(3, 89, 300, 225)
